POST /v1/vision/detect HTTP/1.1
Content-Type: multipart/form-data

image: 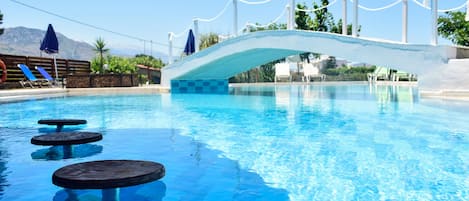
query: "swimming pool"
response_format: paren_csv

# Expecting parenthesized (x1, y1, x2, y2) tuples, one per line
(0, 84, 468, 200)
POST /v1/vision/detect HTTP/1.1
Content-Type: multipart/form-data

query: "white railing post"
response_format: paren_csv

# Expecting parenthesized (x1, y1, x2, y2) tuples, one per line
(287, 4, 291, 30)
(423, 0, 429, 7)
(402, 0, 408, 43)
(466, 1, 469, 21)
(352, 0, 358, 37)
(193, 18, 199, 52)
(290, 0, 295, 29)
(168, 32, 173, 64)
(342, 0, 347, 35)
(233, 0, 238, 36)
(431, 0, 438, 45)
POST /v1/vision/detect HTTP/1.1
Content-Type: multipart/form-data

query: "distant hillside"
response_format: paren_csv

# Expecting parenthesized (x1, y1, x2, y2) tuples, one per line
(0, 26, 94, 61)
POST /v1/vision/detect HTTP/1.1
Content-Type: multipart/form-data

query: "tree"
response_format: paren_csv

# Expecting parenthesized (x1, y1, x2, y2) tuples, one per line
(93, 37, 109, 73)
(236, 23, 287, 83)
(134, 54, 163, 67)
(330, 19, 359, 36)
(295, 4, 311, 30)
(133, 54, 164, 69)
(325, 56, 337, 69)
(0, 10, 4, 35)
(310, 0, 335, 32)
(245, 23, 286, 32)
(199, 33, 220, 50)
(297, 0, 358, 71)
(259, 59, 282, 82)
(295, 4, 314, 63)
(438, 11, 469, 46)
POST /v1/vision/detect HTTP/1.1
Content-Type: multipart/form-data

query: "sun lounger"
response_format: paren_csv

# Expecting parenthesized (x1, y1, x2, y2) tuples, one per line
(35, 66, 57, 86)
(391, 70, 415, 82)
(367, 66, 391, 82)
(17, 64, 51, 88)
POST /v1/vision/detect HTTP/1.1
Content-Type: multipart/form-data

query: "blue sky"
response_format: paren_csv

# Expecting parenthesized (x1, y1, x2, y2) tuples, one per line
(1, 0, 468, 58)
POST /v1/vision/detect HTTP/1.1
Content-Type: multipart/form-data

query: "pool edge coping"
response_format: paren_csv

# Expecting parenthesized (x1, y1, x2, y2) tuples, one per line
(0, 85, 170, 103)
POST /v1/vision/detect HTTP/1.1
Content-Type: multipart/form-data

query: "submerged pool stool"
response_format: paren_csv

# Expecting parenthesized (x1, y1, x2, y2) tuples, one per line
(31, 132, 102, 159)
(38, 119, 87, 132)
(53, 160, 165, 201)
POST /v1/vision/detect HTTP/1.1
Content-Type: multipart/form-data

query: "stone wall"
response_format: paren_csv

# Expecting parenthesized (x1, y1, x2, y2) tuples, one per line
(66, 74, 138, 88)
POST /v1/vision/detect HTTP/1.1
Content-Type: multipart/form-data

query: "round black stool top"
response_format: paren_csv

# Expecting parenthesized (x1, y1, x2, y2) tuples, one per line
(38, 119, 87, 126)
(31, 132, 102, 146)
(52, 160, 165, 189)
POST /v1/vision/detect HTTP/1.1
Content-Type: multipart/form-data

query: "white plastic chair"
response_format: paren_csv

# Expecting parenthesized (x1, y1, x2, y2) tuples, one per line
(303, 63, 325, 82)
(275, 63, 291, 82)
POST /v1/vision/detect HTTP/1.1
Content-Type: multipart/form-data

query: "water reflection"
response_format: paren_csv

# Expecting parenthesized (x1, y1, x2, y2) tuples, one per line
(270, 84, 419, 117)
(230, 85, 276, 97)
(230, 84, 419, 112)
(53, 128, 290, 201)
(53, 181, 167, 201)
(38, 126, 86, 134)
(0, 140, 7, 196)
(31, 144, 103, 160)
(369, 84, 418, 104)
(275, 85, 292, 109)
(273, 84, 377, 105)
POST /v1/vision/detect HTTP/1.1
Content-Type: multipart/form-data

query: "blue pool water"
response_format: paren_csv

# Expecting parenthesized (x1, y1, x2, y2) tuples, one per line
(1, 84, 469, 201)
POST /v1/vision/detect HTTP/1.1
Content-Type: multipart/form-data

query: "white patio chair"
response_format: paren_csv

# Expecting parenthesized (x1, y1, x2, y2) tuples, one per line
(303, 63, 325, 82)
(275, 63, 291, 83)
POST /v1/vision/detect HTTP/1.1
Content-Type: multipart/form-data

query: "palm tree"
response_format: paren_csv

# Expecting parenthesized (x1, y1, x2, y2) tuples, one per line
(93, 37, 109, 73)
(0, 10, 4, 35)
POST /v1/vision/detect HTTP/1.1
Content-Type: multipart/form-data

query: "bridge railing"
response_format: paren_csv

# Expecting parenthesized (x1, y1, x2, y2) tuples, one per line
(167, 0, 469, 64)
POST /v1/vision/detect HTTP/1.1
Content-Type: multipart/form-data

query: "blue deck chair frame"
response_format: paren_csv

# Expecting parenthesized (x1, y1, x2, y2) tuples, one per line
(17, 64, 51, 88)
(35, 66, 56, 86)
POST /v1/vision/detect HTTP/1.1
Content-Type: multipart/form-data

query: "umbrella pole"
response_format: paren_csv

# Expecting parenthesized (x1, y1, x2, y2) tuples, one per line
(53, 55, 58, 85)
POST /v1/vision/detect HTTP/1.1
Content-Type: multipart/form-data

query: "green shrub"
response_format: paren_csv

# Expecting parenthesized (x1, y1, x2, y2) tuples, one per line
(107, 56, 136, 74)
(325, 73, 368, 81)
(90, 54, 165, 74)
(138, 74, 149, 84)
(90, 57, 101, 73)
(322, 66, 375, 81)
(132, 54, 164, 69)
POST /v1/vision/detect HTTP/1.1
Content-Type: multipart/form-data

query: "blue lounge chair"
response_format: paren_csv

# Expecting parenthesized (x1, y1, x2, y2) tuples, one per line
(35, 66, 56, 86)
(17, 64, 51, 88)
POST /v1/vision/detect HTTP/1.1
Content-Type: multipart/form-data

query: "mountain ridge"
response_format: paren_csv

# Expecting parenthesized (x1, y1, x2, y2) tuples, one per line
(0, 26, 95, 61)
(0, 26, 169, 62)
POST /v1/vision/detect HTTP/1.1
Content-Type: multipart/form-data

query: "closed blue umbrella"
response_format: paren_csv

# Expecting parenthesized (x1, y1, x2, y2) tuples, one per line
(183, 29, 195, 55)
(40, 24, 59, 80)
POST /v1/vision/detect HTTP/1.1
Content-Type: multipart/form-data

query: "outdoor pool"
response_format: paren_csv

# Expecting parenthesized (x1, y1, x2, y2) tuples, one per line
(0, 84, 469, 200)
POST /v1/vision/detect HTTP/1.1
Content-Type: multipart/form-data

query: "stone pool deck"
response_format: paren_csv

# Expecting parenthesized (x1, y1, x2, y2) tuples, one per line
(0, 85, 170, 103)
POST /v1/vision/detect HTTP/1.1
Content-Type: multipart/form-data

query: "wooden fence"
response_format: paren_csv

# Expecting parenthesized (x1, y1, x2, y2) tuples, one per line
(0, 54, 90, 88)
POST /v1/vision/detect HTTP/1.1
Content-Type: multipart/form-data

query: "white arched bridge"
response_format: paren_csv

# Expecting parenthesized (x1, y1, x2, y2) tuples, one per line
(162, 30, 469, 95)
